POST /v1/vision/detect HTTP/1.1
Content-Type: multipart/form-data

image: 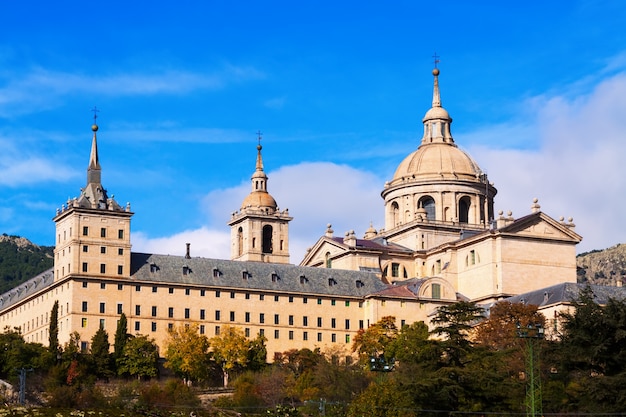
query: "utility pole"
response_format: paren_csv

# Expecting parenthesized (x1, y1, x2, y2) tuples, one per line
(516, 322, 544, 417)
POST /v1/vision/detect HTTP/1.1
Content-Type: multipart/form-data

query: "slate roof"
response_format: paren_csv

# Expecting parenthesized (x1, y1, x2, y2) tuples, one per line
(503, 282, 626, 308)
(0, 268, 54, 312)
(328, 236, 414, 253)
(130, 253, 389, 297)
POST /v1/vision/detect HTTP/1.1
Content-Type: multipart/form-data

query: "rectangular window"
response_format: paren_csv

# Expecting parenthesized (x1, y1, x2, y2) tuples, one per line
(99, 302, 105, 314)
(274, 330, 279, 339)
(289, 296, 294, 303)
(260, 313, 265, 324)
(100, 282, 106, 289)
(274, 295, 279, 302)
(81, 318, 87, 328)
(82, 245, 88, 252)
(99, 318, 105, 328)
(289, 315, 294, 326)
(199, 325, 205, 335)
(118, 229, 124, 239)
(185, 308, 190, 319)
(216, 290, 221, 298)
(152, 322, 157, 332)
(230, 291, 235, 299)
(185, 288, 190, 296)
(432, 283, 441, 299)
(345, 334, 350, 343)
(345, 319, 350, 330)
(117, 303, 123, 314)
(100, 246, 106, 254)
(317, 332, 322, 342)
(303, 297, 308, 304)
(135, 322, 140, 331)
(331, 333, 336, 343)
(118, 284, 123, 290)
(168, 323, 173, 331)
(100, 264, 106, 274)
(245, 293, 250, 300)
(359, 320, 364, 329)
(169, 288, 174, 294)
(151, 306, 157, 317)
(345, 301, 350, 307)
(331, 300, 336, 306)
(200, 309, 206, 320)
(274, 314, 279, 325)
(259, 329, 265, 337)
(401, 319, 406, 328)
(289, 331, 294, 340)
(317, 317, 322, 327)
(215, 326, 220, 335)
(245, 312, 250, 323)
(317, 298, 322, 305)
(100, 227, 106, 238)
(152, 286, 157, 293)
(82, 281, 88, 288)
(259, 294, 265, 301)
(303, 331, 308, 341)
(135, 305, 141, 316)
(215, 310, 221, 321)
(303, 316, 308, 327)
(168, 307, 174, 318)
(200, 289, 206, 297)
(82, 262, 88, 272)
(82, 301, 88, 312)
(135, 285, 141, 292)
(82, 226, 89, 236)
(331, 318, 336, 329)
(118, 248, 123, 255)
(245, 328, 250, 337)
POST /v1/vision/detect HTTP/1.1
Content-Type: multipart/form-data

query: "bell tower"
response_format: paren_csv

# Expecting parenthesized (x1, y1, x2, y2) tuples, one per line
(228, 135, 292, 263)
(53, 118, 133, 281)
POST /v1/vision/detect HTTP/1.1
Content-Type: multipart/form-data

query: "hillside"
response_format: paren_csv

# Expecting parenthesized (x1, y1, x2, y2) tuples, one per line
(0, 234, 54, 294)
(577, 244, 626, 286)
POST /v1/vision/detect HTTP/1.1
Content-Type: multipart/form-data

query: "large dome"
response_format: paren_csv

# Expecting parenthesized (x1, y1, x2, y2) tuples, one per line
(391, 142, 482, 184)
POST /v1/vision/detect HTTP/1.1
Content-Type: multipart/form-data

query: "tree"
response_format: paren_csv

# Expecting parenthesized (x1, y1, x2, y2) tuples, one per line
(117, 335, 159, 379)
(49, 300, 60, 356)
(90, 325, 112, 380)
(113, 313, 128, 364)
(164, 323, 212, 382)
(431, 301, 484, 367)
(210, 325, 250, 386)
(351, 315, 398, 364)
(474, 301, 545, 351)
(247, 332, 268, 371)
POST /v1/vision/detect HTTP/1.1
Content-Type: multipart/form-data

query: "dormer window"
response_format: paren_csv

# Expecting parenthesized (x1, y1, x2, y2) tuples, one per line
(242, 270, 250, 280)
(271, 272, 280, 282)
(328, 277, 337, 287)
(213, 268, 221, 278)
(299, 275, 308, 284)
(355, 280, 364, 288)
(182, 265, 191, 275)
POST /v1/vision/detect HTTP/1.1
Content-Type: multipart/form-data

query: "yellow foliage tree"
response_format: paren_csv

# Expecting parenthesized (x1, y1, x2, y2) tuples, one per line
(164, 323, 211, 382)
(210, 325, 250, 386)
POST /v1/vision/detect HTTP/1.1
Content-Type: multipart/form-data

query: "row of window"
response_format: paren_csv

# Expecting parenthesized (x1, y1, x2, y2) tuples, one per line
(80, 282, 362, 306)
(80, 317, 351, 343)
(81, 302, 361, 329)
(81, 263, 124, 275)
(58, 227, 125, 243)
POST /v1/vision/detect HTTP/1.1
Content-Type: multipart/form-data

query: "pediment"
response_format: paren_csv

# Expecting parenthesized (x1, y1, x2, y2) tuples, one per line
(299, 237, 350, 267)
(500, 212, 582, 243)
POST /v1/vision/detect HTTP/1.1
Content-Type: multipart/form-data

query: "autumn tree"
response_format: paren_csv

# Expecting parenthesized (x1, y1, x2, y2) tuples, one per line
(210, 325, 250, 386)
(351, 315, 398, 364)
(117, 335, 159, 379)
(164, 323, 212, 382)
(474, 301, 545, 351)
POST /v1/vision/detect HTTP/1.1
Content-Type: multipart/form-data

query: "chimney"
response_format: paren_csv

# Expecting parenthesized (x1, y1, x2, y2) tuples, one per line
(185, 243, 191, 259)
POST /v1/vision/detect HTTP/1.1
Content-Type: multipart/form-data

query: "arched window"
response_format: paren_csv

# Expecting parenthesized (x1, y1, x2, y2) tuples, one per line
(237, 227, 243, 257)
(459, 196, 471, 224)
(391, 202, 400, 227)
(262, 225, 273, 254)
(419, 196, 435, 220)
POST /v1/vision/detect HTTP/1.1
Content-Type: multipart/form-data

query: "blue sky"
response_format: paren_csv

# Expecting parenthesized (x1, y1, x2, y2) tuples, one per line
(2, 1, 626, 260)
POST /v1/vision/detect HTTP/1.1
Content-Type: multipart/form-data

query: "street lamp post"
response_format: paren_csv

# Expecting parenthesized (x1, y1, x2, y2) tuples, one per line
(516, 322, 544, 417)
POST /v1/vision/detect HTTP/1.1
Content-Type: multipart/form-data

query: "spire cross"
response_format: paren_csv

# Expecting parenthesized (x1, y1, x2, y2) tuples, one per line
(91, 106, 100, 124)
(256, 130, 263, 146)
(432, 52, 440, 68)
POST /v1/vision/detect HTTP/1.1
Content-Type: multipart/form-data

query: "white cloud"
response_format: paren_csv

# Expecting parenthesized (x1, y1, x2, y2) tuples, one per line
(468, 72, 626, 253)
(135, 162, 385, 263)
(0, 65, 264, 118)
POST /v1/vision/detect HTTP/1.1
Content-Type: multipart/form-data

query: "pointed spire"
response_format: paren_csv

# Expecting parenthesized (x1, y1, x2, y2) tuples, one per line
(432, 68, 441, 108)
(87, 122, 102, 185)
(255, 130, 264, 172)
